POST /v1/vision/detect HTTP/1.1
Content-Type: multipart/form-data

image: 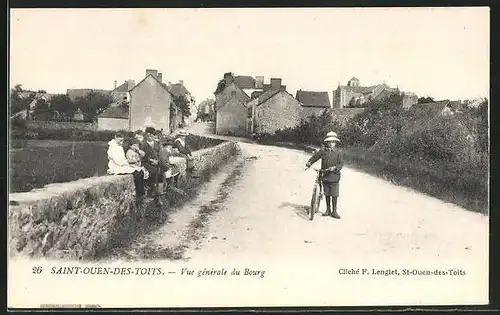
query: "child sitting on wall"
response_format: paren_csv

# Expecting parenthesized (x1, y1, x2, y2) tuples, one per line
(126, 138, 149, 180)
(159, 137, 185, 195)
(107, 131, 145, 200)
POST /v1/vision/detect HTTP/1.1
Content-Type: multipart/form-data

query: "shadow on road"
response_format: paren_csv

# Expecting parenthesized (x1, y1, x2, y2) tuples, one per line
(279, 202, 312, 221)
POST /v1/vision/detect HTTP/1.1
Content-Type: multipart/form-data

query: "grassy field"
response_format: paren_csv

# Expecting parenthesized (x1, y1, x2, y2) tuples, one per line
(9, 141, 109, 193)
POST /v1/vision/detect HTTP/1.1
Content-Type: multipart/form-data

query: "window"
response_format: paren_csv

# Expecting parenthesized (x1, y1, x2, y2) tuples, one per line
(231, 91, 237, 97)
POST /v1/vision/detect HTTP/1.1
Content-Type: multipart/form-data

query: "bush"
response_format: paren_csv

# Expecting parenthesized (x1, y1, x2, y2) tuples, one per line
(341, 148, 488, 213)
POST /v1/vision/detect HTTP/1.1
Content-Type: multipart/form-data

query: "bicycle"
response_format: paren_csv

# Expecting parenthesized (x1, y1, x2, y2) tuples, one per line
(306, 167, 337, 221)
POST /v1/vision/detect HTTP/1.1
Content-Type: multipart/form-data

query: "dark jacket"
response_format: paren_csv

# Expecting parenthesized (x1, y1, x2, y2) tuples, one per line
(174, 138, 191, 156)
(158, 147, 180, 174)
(141, 140, 161, 166)
(307, 147, 344, 182)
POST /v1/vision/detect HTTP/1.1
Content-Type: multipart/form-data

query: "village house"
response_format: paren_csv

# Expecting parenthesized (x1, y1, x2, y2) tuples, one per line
(97, 69, 191, 133)
(110, 80, 135, 104)
(248, 78, 302, 135)
(296, 90, 331, 121)
(215, 73, 293, 136)
(214, 73, 252, 136)
(128, 69, 175, 134)
(407, 100, 464, 118)
(332, 77, 411, 108)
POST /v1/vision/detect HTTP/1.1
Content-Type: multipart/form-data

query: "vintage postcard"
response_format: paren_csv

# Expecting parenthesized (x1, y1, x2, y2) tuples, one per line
(8, 7, 489, 309)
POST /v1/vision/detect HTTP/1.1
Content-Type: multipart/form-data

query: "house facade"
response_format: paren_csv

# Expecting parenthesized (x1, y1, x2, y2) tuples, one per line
(129, 69, 174, 134)
(216, 97, 248, 136)
(296, 90, 331, 121)
(214, 73, 291, 136)
(252, 89, 302, 135)
(214, 74, 251, 136)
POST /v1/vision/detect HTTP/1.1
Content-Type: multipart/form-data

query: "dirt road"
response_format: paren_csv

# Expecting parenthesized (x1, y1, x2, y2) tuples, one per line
(102, 132, 488, 306)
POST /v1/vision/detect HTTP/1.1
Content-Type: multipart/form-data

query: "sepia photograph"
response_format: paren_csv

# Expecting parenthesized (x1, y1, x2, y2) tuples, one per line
(8, 7, 489, 309)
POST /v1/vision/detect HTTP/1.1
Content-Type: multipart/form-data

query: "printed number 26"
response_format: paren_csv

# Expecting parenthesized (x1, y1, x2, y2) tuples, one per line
(32, 266, 42, 274)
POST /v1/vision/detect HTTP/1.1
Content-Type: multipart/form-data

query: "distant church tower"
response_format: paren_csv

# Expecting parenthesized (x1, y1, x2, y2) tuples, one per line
(347, 77, 360, 87)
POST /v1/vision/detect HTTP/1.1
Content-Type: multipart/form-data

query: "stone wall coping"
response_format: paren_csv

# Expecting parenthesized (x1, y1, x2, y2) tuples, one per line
(9, 141, 235, 206)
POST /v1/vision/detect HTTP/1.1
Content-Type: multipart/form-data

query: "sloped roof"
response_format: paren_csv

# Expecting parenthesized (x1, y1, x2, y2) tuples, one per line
(250, 91, 264, 100)
(99, 105, 129, 119)
(113, 82, 131, 93)
(130, 74, 174, 97)
(167, 83, 190, 98)
(234, 76, 255, 89)
(67, 89, 111, 101)
(296, 91, 331, 108)
(408, 100, 452, 117)
(256, 89, 282, 106)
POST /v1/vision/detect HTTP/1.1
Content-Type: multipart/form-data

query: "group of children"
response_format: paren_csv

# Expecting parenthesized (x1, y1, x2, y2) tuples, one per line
(106, 126, 194, 206)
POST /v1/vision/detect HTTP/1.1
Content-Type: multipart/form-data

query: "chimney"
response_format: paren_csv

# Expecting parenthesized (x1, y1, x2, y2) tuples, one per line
(114, 80, 117, 90)
(224, 73, 234, 85)
(179, 80, 184, 85)
(157, 73, 163, 82)
(146, 69, 158, 78)
(255, 76, 264, 89)
(270, 78, 282, 90)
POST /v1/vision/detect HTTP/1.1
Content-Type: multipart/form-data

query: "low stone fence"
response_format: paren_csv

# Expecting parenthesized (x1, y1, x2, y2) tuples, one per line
(8, 141, 241, 260)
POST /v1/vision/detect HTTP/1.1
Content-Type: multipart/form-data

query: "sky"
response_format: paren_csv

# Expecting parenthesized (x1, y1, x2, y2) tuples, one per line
(10, 7, 489, 103)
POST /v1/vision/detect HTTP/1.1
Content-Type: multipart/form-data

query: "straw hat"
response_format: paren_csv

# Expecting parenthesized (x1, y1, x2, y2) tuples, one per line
(177, 130, 189, 137)
(324, 131, 340, 143)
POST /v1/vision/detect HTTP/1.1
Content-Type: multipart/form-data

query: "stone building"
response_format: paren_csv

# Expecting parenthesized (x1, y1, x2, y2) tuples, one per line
(214, 73, 251, 136)
(250, 86, 302, 135)
(332, 77, 399, 108)
(296, 90, 331, 121)
(129, 69, 174, 134)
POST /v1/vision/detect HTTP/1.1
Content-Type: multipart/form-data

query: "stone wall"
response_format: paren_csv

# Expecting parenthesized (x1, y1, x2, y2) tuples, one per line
(255, 92, 302, 135)
(8, 141, 240, 260)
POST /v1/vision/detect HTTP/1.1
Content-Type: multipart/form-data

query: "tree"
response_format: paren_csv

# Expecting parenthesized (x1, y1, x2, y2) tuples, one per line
(196, 99, 215, 122)
(32, 99, 51, 120)
(50, 94, 75, 119)
(173, 95, 191, 118)
(9, 85, 35, 115)
(350, 91, 405, 147)
(74, 91, 113, 121)
(418, 96, 434, 103)
(214, 72, 233, 95)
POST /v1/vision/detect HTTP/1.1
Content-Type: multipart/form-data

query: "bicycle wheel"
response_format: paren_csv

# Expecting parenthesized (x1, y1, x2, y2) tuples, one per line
(309, 183, 321, 220)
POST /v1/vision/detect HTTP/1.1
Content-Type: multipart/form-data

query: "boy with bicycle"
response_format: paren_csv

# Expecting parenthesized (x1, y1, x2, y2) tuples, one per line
(305, 132, 344, 219)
